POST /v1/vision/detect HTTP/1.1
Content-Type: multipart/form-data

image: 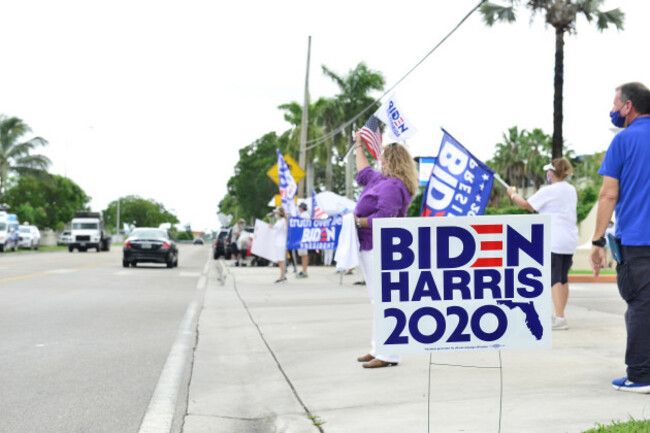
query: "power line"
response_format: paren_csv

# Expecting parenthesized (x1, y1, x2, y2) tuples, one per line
(305, 0, 487, 152)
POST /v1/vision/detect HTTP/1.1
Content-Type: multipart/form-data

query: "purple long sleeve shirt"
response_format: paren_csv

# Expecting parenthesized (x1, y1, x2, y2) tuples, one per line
(354, 166, 413, 251)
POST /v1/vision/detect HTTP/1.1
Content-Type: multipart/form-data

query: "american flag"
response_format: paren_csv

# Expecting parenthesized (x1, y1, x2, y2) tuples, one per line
(359, 115, 383, 160)
(311, 189, 327, 219)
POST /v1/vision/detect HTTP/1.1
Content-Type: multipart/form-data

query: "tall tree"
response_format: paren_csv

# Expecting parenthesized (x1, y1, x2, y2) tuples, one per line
(218, 132, 290, 222)
(317, 97, 346, 191)
(489, 126, 529, 190)
(322, 62, 385, 198)
(4, 174, 90, 229)
(103, 195, 179, 232)
(278, 97, 344, 193)
(480, 0, 624, 158)
(0, 115, 51, 203)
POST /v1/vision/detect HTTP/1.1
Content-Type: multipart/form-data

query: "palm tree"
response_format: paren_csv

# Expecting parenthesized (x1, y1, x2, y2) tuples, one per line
(0, 115, 51, 203)
(278, 98, 329, 193)
(489, 126, 528, 190)
(322, 62, 385, 198)
(520, 127, 553, 189)
(317, 98, 345, 191)
(480, 0, 624, 159)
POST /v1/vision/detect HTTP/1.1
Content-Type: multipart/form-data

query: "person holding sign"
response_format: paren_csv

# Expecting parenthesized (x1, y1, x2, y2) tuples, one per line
(353, 133, 419, 368)
(507, 158, 578, 331)
(269, 207, 288, 284)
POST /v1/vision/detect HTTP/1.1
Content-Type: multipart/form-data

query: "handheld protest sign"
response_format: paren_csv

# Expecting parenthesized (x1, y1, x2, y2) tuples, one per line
(372, 215, 551, 354)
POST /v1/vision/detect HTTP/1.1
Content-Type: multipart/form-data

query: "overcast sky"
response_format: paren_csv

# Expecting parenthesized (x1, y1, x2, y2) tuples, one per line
(1, 0, 647, 231)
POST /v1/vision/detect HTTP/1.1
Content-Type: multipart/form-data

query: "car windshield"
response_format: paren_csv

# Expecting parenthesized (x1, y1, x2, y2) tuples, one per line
(0, 222, 6, 230)
(129, 230, 168, 240)
(19, 227, 30, 233)
(72, 223, 98, 230)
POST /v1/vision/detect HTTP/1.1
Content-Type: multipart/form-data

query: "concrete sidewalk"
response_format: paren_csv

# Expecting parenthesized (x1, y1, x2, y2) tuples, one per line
(183, 262, 648, 433)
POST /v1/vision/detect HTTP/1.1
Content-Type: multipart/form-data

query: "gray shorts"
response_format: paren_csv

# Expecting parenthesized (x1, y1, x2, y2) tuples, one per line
(298, 249, 308, 256)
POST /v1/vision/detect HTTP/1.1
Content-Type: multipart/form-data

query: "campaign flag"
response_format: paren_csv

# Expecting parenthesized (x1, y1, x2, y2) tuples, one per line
(359, 115, 383, 160)
(374, 93, 418, 142)
(286, 215, 343, 250)
(277, 149, 298, 216)
(421, 129, 494, 217)
(311, 189, 327, 219)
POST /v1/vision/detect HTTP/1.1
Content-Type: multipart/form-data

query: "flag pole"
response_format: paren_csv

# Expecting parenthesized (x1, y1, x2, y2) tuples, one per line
(341, 136, 356, 161)
(493, 173, 510, 190)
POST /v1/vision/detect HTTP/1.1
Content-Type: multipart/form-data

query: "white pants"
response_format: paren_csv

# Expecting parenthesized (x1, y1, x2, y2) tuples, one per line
(359, 249, 401, 363)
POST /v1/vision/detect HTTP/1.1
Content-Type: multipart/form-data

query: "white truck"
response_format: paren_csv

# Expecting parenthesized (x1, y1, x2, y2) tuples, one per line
(69, 211, 111, 252)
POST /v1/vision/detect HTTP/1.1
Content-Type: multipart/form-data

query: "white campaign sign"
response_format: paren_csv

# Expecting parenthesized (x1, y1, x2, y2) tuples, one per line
(251, 219, 277, 262)
(372, 215, 551, 354)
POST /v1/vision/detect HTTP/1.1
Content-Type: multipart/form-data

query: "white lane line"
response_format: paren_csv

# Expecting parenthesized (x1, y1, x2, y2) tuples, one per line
(137, 298, 201, 433)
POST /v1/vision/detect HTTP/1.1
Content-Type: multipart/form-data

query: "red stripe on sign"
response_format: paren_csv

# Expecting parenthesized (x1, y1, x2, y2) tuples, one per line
(471, 257, 503, 267)
(471, 224, 502, 234)
(434, 211, 446, 217)
(481, 241, 502, 251)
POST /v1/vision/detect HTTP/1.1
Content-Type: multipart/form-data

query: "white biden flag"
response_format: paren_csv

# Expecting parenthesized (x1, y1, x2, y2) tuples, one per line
(375, 93, 418, 142)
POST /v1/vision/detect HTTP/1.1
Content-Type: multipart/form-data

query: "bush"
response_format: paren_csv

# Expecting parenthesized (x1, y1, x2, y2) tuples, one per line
(175, 231, 194, 241)
(577, 184, 598, 223)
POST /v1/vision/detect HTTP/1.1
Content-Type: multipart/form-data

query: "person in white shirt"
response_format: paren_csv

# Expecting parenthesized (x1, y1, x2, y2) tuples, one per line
(507, 158, 578, 331)
(269, 207, 288, 283)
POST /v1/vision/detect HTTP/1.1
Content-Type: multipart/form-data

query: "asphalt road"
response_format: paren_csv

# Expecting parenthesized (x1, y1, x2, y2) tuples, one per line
(0, 244, 211, 433)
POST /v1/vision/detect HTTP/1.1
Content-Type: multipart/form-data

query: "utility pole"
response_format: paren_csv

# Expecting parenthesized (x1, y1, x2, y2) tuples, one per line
(116, 199, 120, 239)
(298, 36, 311, 198)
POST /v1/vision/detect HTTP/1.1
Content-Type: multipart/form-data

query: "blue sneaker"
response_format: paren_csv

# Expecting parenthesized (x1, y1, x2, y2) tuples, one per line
(612, 377, 650, 393)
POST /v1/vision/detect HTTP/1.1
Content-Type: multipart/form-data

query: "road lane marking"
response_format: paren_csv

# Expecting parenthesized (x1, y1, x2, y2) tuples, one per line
(0, 261, 119, 284)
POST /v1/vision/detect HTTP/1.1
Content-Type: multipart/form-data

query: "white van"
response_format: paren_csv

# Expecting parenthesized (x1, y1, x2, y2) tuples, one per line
(0, 212, 19, 252)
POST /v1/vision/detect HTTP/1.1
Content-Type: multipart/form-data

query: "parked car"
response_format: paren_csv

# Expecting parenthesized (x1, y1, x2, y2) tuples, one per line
(17, 225, 40, 249)
(123, 228, 178, 268)
(212, 228, 231, 259)
(58, 230, 73, 245)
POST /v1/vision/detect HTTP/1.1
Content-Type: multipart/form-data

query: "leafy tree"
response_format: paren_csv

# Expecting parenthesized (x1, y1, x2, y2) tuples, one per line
(0, 115, 51, 203)
(219, 132, 290, 222)
(103, 195, 179, 233)
(480, 0, 624, 158)
(488, 126, 530, 191)
(322, 62, 385, 198)
(3, 174, 90, 229)
(278, 97, 348, 194)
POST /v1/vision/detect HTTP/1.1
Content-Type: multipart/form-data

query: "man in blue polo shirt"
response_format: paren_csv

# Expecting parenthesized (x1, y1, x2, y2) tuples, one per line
(590, 81, 650, 393)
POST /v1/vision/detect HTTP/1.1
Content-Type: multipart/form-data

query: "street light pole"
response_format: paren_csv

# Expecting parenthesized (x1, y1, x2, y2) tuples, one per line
(298, 36, 311, 198)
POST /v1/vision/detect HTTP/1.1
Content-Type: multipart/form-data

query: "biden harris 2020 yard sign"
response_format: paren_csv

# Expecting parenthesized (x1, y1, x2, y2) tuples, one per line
(372, 215, 551, 354)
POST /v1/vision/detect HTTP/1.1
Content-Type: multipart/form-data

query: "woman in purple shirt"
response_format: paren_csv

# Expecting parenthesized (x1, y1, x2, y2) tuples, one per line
(353, 133, 419, 368)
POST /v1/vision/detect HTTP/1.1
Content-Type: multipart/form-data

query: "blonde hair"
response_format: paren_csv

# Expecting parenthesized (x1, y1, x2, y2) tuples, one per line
(383, 143, 419, 196)
(550, 157, 572, 181)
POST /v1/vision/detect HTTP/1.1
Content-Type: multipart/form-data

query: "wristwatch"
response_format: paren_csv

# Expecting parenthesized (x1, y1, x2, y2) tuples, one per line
(592, 237, 607, 247)
(355, 216, 362, 229)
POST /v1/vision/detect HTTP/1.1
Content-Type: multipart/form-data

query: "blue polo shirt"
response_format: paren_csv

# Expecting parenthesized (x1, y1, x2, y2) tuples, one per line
(599, 116, 650, 245)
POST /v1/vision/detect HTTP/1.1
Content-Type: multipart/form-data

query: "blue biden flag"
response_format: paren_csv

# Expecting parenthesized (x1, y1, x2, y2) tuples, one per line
(286, 215, 343, 250)
(421, 129, 494, 217)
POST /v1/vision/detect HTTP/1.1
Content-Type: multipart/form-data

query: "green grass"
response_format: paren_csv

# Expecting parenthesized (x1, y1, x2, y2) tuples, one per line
(570, 269, 617, 275)
(581, 417, 650, 432)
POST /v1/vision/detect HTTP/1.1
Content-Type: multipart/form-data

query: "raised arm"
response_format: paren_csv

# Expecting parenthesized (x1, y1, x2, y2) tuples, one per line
(355, 132, 370, 173)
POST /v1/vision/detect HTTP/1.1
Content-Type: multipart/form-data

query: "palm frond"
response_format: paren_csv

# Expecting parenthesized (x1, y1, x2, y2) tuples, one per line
(480, 2, 517, 26)
(596, 9, 624, 31)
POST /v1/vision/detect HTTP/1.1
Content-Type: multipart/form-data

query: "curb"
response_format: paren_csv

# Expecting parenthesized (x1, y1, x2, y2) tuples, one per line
(568, 274, 616, 283)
